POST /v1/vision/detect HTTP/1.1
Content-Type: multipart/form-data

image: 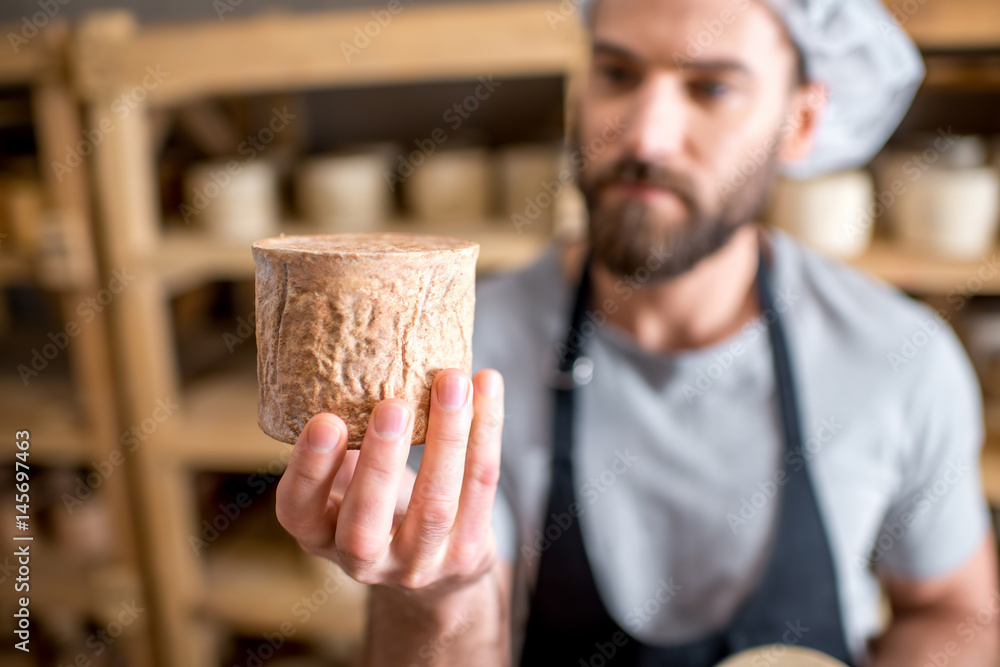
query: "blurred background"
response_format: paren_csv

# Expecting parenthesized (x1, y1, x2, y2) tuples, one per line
(0, 0, 998, 666)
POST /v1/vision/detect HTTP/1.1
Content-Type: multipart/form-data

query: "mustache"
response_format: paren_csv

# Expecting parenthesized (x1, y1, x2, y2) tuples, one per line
(585, 157, 701, 214)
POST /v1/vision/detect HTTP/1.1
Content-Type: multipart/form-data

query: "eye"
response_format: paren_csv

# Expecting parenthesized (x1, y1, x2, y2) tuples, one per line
(593, 59, 635, 88)
(600, 64, 628, 83)
(691, 80, 731, 100)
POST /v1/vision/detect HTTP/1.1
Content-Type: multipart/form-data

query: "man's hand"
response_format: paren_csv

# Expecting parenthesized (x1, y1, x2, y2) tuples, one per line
(275, 366, 505, 601)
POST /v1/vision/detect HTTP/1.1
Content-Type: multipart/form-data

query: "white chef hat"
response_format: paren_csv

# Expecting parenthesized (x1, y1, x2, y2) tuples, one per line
(576, 0, 926, 180)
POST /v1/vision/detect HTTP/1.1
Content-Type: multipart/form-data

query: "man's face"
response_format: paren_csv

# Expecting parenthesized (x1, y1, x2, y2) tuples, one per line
(575, 0, 809, 280)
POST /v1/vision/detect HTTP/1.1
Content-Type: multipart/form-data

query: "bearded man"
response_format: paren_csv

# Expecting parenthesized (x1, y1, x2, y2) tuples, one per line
(275, 0, 999, 665)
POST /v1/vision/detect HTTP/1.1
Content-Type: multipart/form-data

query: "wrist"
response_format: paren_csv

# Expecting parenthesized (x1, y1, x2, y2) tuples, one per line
(372, 561, 496, 621)
(364, 559, 511, 667)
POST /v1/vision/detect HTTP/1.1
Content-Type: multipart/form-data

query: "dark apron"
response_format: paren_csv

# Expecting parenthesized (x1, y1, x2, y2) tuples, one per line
(519, 239, 855, 666)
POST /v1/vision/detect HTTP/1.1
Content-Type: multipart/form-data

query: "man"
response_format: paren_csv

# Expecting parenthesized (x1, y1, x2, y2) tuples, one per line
(275, 0, 1000, 664)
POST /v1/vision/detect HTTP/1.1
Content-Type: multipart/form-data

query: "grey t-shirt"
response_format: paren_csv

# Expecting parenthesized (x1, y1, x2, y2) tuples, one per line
(410, 228, 989, 664)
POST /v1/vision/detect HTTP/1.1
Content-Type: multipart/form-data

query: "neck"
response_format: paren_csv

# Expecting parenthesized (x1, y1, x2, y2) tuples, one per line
(563, 224, 764, 354)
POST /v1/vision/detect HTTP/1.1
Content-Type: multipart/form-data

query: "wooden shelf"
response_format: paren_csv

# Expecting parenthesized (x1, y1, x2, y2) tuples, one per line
(0, 542, 89, 617)
(0, 652, 32, 667)
(977, 403, 1000, 504)
(76, 5, 582, 665)
(0, 376, 95, 467)
(383, 221, 553, 275)
(0, 251, 31, 287)
(923, 54, 1000, 91)
(74, 2, 586, 107)
(0, 22, 60, 86)
(141, 231, 1000, 297)
(983, 444, 1000, 506)
(0, 49, 155, 656)
(158, 366, 286, 470)
(883, 0, 1000, 50)
(0, 542, 146, 653)
(848, 239, 1000, 296)
(202, 539, 366, 647)
(143, 233, 1000, 475)
(140, 221, 551, 292)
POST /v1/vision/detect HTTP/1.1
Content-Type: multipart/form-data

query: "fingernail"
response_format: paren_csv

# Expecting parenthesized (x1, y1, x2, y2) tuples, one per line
(374, 402, 409, 439)
(482, 371, 501, 399)
(437, 373, 469, 411)
(308, 419, 341, 453)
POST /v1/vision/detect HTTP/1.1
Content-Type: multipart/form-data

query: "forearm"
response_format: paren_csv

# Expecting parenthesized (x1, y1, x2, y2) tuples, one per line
(363, 564, 510, 666)
(870, 608, 999, 667)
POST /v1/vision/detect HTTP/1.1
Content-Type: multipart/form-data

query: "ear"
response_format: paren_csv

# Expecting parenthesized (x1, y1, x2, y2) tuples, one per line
(778, 80, 828, 166)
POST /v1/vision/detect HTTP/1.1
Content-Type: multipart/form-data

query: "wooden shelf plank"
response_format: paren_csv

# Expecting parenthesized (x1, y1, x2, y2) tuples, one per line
(977, 402, 1000, 505)
(75, 2, 585, 106)
(848, 239, 1000, 296)
(140, 221, 550, 292)
(0, 251, 32, 287)
(883, 0, 1000, 49)
(132, 227, 1000, 479)
(201, 540, 366, 646)
(983, 445, 1000, 507)
(383, 221, 552, 274)
(923, 54, 1000, 91)
(158, 366, 288, 471)
(142, 227, 1000, 298)
(0, 543, 90, 616)
(0, 23, 56, 86)
(0, 376, 95, 467)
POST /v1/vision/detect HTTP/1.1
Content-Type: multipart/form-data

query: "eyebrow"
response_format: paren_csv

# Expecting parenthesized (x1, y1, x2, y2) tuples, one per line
(592, 40, 753, 77)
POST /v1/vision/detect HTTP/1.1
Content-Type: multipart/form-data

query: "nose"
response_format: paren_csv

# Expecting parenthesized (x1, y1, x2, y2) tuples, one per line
(620, 74, 687, 164)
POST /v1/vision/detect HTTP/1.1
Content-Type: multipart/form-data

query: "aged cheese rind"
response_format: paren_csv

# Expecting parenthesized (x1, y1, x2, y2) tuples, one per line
(253, 233, 479, 449)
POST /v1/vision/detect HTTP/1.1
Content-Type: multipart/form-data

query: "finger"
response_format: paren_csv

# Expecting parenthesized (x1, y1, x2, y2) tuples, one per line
(275, 414, 349, 550)
(331, 450, 359, 498)
(395, 368, 473, 556)
(338, 455, 414, 529)
(451, 369, 504, 555)
(336, 398, 414, 568)
(392, 465, 418, 537)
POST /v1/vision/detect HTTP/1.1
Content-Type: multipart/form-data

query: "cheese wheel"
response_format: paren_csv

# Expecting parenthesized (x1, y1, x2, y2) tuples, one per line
(253, 233, 479, 449)
(715, 646, 848, 667)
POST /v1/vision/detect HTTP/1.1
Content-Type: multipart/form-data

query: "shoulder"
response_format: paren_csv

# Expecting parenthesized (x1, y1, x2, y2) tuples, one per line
(772, 229, 966, 374)
(771, 228, 939, 346)
(771, 229, 982, 447)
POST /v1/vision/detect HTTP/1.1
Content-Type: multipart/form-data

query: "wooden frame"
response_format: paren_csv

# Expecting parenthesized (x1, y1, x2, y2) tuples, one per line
(73, 4, 586, 106)
(883, 0, 1000, 49)
(77, 4, 586, 666)
(0, 20, 153, 667)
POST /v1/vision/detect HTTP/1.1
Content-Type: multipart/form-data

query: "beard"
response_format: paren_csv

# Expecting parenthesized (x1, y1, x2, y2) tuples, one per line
(573, 134, 779, 283)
